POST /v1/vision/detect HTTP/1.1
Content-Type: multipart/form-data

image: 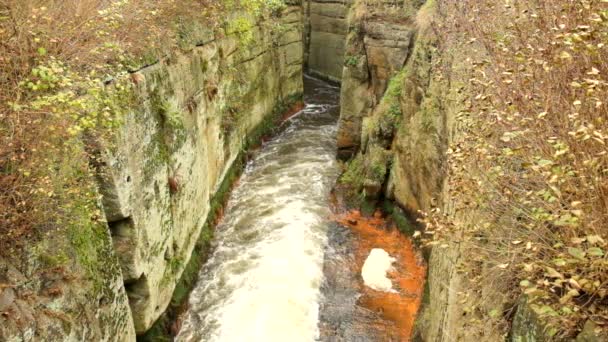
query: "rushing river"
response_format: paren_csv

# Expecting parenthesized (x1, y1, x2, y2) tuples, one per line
(177, 75, 341, 342)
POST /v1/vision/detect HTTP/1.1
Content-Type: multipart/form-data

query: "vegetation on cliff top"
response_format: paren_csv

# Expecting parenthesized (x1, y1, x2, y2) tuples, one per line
(420, 0, 608, 338)
(0, 0, 284, 256)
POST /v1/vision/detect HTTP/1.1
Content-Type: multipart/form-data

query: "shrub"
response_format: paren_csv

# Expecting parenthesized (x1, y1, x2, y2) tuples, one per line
(0, 0, 285, 255)
(424, 0, 608, 338)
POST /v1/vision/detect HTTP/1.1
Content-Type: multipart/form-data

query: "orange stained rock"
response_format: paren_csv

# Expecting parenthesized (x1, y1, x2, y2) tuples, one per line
(334, 210, 426, 341)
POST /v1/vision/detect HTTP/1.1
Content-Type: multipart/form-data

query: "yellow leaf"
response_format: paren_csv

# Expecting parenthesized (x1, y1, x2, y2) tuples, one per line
(545, 267, 564, 279)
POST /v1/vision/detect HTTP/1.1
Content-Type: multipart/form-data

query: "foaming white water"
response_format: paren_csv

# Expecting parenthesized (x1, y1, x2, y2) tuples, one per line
(207, 206, 325, 342)
(361, 248, 396, 292)
(177, 76, 340, 342)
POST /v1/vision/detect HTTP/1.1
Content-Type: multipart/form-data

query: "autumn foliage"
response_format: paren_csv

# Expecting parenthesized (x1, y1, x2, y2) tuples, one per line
(425, 0, 608, 337)
(0, 0, 278, 255)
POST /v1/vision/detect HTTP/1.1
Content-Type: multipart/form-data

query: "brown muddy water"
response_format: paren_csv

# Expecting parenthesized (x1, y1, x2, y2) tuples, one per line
(176, 76, 425, 342)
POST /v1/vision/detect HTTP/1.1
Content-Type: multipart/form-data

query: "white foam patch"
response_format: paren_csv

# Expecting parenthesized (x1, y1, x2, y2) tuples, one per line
(361, 248, 396, 292)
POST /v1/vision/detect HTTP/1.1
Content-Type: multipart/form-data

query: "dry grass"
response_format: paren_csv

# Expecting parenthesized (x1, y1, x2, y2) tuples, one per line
(424, 0, 608, 338)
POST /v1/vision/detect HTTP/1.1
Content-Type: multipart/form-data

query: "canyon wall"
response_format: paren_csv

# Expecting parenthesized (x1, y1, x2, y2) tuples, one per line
(99, 5, 304, 333)
(335, 1, 606, 341)
(336, 1, 416, 160)
(0, 4, 303, 341)
(334, 1, 540, 339)
(334, 1, 522, 338)
(304, 0, 352, 82)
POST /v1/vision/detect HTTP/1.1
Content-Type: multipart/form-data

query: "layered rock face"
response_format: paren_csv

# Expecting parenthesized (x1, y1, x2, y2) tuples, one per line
(336, 2, 416, 159)
(334, 2, 504, 339)
(1, 5, 303, 341)
(334, 1, 606, 341)
(98, 6, 304, 334)
(304, 0, 352, 82)
(0, 215, 136, 342)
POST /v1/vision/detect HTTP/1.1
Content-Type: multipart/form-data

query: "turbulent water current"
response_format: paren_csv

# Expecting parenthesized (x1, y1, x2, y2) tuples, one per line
(176, 76, 341, 342)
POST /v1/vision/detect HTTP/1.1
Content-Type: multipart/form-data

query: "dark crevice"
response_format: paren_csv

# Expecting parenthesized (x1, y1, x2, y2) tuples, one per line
(125, 273, 150, 303)
(108, 216, 134, 238)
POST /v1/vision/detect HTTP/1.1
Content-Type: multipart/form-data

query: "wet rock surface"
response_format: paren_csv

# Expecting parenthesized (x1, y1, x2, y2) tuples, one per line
(319, 212, 425, 342)
(319, 223, 395, 342)
(305, 0, 353, 82)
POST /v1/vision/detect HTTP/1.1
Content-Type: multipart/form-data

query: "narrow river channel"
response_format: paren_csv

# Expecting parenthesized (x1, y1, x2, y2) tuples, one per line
(176, 76, 424, 342)
(176, 76, 341, 342)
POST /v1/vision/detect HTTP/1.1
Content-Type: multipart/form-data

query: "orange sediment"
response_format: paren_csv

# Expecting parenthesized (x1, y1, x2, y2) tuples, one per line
(281, 101, 305, 122)
(333, 210, 426, 341)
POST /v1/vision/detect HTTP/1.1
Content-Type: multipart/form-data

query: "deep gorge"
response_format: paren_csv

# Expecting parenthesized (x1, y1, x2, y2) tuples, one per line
(1, 1, 607, 341)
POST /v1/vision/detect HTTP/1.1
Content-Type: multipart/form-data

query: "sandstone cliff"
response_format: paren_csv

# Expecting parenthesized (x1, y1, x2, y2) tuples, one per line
(0, 4, 303, 340)
(99, 6, 303, 333)
(335, 0, 607, 340)
(304, 0, 352, 82)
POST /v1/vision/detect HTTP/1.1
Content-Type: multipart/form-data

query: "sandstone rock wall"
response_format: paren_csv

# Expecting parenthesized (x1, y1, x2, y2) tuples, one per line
(334, 0, 492, 339)
(0, 214, 136, 342)
(0, 6, 303, 341)
(97, 6, 304, 334)
(336, 1, 416, 159)
(335, 1, 607, 341)
(334, 2, 497, 339)
(305, 0, 352, 82)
